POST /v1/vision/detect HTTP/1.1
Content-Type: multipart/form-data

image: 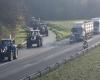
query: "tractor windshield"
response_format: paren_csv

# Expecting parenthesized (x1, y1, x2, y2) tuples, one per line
(71, 27, 82, 33)
(1, 40, 11, 46)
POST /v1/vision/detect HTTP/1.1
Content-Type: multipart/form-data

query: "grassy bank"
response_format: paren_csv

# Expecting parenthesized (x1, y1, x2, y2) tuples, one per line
(35, 46, 100, 80)
(15, 25, 27, 44)
(48, 20, 76, 41)
(0, 24, 27, 45)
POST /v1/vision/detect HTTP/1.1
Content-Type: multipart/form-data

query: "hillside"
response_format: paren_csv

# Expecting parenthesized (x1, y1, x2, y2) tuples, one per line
(0, 0, 100, 38)
(25, 0, 100, 20)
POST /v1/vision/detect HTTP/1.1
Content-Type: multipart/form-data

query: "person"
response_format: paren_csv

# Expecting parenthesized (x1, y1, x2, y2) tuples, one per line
(83, 39, 88, 49)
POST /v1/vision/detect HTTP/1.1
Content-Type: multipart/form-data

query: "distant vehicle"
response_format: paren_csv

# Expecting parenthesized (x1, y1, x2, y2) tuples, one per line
(29, 17, 49, 36)
(70, 21, 93, 43)
(26, 30, 43, 48)
(30, 19, 40, 30)
(92, 18, 100, 34)
(39, 23, 48, 36)
(0, 39, 18, 61)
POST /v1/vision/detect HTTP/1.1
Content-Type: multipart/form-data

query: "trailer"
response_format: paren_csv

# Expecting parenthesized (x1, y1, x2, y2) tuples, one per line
(69, 21, 93, 43)
(92, 18, 100, 34)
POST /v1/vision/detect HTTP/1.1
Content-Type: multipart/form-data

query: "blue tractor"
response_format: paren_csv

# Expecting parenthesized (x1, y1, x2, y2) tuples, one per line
(0, 39, 18, 61)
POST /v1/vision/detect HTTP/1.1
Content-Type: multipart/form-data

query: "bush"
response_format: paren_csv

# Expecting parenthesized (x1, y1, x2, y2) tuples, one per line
(48, 23, 70, 41)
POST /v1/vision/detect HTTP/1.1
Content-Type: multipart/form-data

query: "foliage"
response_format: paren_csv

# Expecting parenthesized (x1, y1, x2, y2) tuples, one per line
(15, 25, 27, 44)
(48, 20, 75, 41)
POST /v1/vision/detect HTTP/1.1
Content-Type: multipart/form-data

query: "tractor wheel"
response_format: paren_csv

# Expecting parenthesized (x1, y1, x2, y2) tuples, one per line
(0, 55, 4, 62)
(37, 40, 41, 47)
(46, 34, 48, 36)
(37, 41, 40, 47)
(13, 49, 18, 59)
(46, 32, 48, 36)
(45, 31, 49, 36)
(8, 52, 13, 61)
(40, 40, 43, 47)
(27, 42, 32, 48)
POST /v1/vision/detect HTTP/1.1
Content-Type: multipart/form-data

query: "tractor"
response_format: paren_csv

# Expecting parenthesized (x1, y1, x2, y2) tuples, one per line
(0, 39, 18, 61)
(26, 30, 43, 48)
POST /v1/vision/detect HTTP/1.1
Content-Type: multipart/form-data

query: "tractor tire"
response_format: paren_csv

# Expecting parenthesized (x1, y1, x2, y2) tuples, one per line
(37, 40, 41, 47)
(37, 41, 40, 47)
(40, 40, 43, 47)
(13, 49, 18, 59)
(27, 42, 32, 48)
(0, 55, 4, 62)
(8, 52, 13, 61)
(46, 34, 48, 37)
(46, 32, 48, 36)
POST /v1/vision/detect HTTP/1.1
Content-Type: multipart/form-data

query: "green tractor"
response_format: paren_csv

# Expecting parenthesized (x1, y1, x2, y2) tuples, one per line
(26, 30, 43, 48)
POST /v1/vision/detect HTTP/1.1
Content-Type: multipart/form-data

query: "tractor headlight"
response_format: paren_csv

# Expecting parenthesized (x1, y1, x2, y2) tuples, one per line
(0, 49, 2, 52)
(2, 49, 5, 52)
(0, 49, 5, 52)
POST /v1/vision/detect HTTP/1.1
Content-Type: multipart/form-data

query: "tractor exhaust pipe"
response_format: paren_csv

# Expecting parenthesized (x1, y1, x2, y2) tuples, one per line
(9, 35, 12, 39)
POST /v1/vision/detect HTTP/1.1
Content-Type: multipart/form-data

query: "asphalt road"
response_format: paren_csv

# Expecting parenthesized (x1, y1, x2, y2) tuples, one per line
(18, 30, 56, 59)
(0, 34, 100, 80)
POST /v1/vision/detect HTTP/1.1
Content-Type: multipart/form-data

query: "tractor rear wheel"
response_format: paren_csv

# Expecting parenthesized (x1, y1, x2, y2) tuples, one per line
(8, 52, 13, 61)
(13, 49, 18, 59)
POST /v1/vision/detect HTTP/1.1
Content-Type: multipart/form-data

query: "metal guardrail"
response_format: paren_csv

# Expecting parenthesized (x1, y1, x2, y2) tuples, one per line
(19, 42, 100, 80)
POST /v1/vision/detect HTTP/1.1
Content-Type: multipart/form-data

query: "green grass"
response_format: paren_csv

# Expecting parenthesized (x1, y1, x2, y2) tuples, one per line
(48, 20, 78, 41)
(15, 26, 27, 44)
(35, 46, 100, 80)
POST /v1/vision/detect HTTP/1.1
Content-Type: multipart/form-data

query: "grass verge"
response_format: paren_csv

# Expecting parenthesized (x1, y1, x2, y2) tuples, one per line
(15, 25, 27, 44)
(48, 20, 76, 41)
(35, 46, 100, 80)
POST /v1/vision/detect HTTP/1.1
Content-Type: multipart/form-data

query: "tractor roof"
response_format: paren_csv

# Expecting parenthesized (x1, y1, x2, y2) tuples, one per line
(30, 29, 40, 32)
(1, 39, 14, 41)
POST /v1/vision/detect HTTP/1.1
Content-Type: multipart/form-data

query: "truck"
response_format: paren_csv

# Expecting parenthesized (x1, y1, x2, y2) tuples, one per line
(26, 29, 43, 48)
(0, 39, 18, 61)
(92, 18, 100, 34)
(69, 21, 93, 43)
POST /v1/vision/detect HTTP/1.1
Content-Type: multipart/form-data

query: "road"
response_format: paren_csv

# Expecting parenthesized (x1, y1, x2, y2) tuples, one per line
(0, 34, 100, 80)
(18, 30, 56, 59)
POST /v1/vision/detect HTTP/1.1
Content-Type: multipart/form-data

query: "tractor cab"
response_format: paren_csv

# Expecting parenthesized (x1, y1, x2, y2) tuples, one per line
(27, 30, 41, 37)
(0, 39, 14, 47)
(32, 30, 40, 36)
